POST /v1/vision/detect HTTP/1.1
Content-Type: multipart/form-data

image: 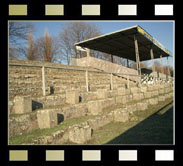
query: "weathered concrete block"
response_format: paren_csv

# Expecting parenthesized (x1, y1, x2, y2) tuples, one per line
(101, 98, 115, 109)
(147, 85, 154, 91)
(113, 108, 129, 122)
(68, 125, 86, 144)
(126, 104, 137, 112)
(159, 89, 165, 95)
(66, 90, 79, 104)
(133, 93, 141, 101)
(158, 96, 165, 102)
(96, 90, 109, 99)
(137, 102, 148, 111)
(164, 88, 169, 93)
(126, 94, 133, 102)
(109, 90, 118, 98)
(140, 86, 147, 93)
(9, 113, 38, 137)
(144, 92, 152, 98)
(153, 85, 159, 90)
(37, 109, 58, 129)
(169, 92, 173, 98)
(152, 90, 159, 96)
(13, 95, 32, 114)
(87, 100, 102, 115)
(117, 88, 126, 96)
(148, 98, 158, 105)
(159, 84, 165, 89)
(165, 94, 169, 99)
(130, 87, 140, 94)
(140, 93, 144, 100)
(125, 89, 131, 95)
(165, 83, 170, 88)
(115, 96, 126, 104)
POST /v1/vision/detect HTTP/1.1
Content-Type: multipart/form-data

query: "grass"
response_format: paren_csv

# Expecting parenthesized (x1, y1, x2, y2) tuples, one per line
(9, 95, 173, 145)
(9, 115, 95, 145)
(87, 98, 173, 145)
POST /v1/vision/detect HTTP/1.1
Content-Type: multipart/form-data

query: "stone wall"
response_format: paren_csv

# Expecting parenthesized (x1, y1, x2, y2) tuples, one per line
(9, 112, 38, 137)
(9, 59, 132, 98)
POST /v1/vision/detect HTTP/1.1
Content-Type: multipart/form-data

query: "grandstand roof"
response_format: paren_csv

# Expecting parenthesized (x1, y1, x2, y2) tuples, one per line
(75, 25, 172, 62)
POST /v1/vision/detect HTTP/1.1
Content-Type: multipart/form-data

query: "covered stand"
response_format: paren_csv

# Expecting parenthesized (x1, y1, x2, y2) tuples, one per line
(75, 25, 173, 84)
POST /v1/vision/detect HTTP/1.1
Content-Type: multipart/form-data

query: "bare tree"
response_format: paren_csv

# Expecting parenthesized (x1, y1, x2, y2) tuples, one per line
(9, 22, 34, 59)
(131, 62, 148, 69)
(37, 28, 61, 62)
(59, 22, 102, 65)
(154, 60, 163, 73)
(26, 31, 39, 60)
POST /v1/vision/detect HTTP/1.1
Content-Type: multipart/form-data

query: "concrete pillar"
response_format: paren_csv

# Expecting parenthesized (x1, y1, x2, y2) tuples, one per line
(66, 90, 80, 104)
(37, 109, 58, 129)
(134, 35, 141, 86)
(13, 95, 32, 114)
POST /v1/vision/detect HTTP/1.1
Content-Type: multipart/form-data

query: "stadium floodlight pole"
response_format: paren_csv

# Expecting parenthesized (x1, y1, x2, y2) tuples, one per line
(134, 35, 141, 86)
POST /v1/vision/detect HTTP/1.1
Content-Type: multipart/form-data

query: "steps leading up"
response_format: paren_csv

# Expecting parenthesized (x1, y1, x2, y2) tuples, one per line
(9, 82, 173, 143)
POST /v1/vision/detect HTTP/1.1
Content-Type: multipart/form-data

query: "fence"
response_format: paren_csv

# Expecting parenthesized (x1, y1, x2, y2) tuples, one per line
(9, 63, 173, 96)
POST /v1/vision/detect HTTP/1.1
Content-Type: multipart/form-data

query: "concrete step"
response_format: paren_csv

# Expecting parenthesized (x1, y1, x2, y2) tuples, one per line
(14, 94, 173, 145)
(9, 85, 173, 139)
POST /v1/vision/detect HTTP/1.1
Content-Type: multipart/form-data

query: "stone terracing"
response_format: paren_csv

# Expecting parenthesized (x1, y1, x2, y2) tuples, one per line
(9, 82, 173, 141)
(9, 59, 135, 98)
(9, 59, 174, 144)
(32, 94, 173, 144)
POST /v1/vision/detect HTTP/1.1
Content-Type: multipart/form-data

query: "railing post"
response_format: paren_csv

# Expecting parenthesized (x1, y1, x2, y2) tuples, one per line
(110, 73, 113, 90)
(127, 74, 129, 89)
(42, 66, 46, 96)
(86, 70, 89, 92)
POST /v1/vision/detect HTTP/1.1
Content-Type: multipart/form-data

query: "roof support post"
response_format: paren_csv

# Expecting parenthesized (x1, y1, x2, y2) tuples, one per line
(134, 35, 141, 86)
(160, 55, 164, 74)
(167, 56, 171, 76)
(74, 45, 78, 58)
(150, 48, 155, 72)
(150, 48, 156, 84)
(87, 48, 90, 57)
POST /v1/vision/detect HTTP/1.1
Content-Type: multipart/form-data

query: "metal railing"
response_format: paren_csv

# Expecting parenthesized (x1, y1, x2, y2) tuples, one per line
(9, 63, 173, 96)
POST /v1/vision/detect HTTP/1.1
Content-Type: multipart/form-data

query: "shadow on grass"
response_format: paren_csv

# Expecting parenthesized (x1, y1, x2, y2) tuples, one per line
(106, 102, 173, 144)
